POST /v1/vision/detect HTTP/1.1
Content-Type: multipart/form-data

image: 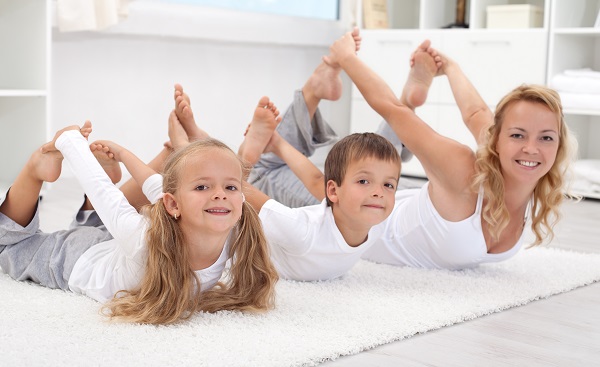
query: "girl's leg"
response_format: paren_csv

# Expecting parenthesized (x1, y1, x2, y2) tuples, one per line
(0, 148, 64, 227)
(118, 108, 190, 211)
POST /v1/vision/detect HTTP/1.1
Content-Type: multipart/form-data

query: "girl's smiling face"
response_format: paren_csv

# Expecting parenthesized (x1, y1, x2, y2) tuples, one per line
(174, 148, 244, 236)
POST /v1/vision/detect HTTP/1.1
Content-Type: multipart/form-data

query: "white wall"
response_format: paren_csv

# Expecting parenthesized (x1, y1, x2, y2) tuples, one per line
(51, 3, 355, 178)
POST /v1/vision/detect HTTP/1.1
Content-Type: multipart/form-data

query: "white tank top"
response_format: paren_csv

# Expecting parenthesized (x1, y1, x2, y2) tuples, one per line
(362, 182, 529, 269)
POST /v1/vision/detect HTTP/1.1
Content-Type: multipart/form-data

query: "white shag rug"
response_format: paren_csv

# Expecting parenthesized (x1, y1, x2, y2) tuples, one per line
(2, 247, 600, 367)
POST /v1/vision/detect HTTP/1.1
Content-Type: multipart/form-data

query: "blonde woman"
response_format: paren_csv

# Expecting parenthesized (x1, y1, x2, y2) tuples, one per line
(323, 29, 578, 269)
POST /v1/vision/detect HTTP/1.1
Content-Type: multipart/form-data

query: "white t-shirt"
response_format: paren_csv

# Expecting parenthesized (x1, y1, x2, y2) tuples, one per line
(362, 182, 527, 270)
(56, 131, 229, 303)
(259, 199, 385, 281)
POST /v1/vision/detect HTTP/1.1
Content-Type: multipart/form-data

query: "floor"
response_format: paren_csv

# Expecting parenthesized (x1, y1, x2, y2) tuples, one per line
(28, 175, 600, 366)
(323, 187, 600, 366)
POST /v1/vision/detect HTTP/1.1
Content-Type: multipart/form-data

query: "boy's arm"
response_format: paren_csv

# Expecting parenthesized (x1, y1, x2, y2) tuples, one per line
(265, 131, 326, 202)
(243, 181, 271, 213)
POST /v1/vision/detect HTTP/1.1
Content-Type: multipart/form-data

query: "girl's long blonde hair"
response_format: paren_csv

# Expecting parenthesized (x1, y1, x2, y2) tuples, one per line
(472, 85, 578, 246)
(103, 139, 278, 324)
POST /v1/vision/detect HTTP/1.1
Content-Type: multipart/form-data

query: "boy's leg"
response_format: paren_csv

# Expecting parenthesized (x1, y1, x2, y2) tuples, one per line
(248, 62, 341, 207)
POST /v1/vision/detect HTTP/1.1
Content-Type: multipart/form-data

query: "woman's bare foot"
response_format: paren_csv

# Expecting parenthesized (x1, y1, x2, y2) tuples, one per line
(400, 40, 440, 110)
(174, 84, 209, 141)
(89, 143, 123, 184)
(238, 96, 282, 166)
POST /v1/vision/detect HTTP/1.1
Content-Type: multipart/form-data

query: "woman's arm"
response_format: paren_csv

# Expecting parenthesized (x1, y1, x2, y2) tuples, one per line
(327, 31, 478, 218)
(434, 49, 493, 145)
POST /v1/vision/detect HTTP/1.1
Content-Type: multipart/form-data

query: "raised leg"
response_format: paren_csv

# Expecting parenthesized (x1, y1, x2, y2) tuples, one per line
(1, 122, 92, 226)
(399, 39, 439, 110)
(238, 96, 281, 167)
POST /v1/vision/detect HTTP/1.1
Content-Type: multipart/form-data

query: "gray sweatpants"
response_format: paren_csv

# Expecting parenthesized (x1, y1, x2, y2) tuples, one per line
(248, 90, 414, 208)
(248, 90, 338, 208)
(0, 202, 112, 291)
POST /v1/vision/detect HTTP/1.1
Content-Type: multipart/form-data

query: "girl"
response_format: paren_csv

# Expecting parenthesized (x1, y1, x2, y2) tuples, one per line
(0, 121, 278, 324)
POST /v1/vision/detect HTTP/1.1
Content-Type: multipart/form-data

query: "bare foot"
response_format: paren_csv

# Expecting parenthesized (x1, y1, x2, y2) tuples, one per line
(40, 120, 92, 154)
(174, 84, 209, 141)
(26, 149, 64, 183)
(238, 96, 282, 166)
(168, 110, 190, 151)
(401, 40, 439, 110)
(309, 27, 361, 103)
(89, 142, 123, 184)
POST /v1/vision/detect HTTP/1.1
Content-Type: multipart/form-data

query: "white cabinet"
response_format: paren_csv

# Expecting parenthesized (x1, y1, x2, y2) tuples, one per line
(351, 0, 549, 177)
(548, 0, 600, 199)
(0, 0, 51, 192)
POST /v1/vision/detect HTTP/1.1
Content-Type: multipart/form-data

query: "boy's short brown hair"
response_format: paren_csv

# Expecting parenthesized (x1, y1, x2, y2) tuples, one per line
(324, 132, 401, 206)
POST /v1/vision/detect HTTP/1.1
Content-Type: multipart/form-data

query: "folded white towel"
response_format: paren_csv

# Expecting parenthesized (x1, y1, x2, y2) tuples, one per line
(551, 73, 600, 94)
(558, 92, 600, 110)
(574, 159, 600, 185)
(564, 68, 600, 79)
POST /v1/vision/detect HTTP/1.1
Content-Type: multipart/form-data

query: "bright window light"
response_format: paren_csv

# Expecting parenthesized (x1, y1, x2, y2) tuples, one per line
(157, 0, 339, 20)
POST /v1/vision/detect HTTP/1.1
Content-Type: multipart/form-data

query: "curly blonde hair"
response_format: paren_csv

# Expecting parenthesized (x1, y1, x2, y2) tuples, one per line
(472, 85, 578, 246)
(103, 139, 278, 324)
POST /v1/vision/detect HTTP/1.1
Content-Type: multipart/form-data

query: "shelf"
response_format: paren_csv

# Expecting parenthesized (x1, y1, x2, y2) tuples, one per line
(552, 28, 600, 35)
(0, 90, 48, 97)
(564, 108, 600, 116)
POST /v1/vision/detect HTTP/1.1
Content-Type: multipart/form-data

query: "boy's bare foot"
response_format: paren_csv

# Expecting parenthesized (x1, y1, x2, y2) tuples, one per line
(304, 62, 344, 103)
(401, 40, 439, 110)
(238, 96, 282, 166)
(174, 84, 209, 141)
(89, 143, 123, 184)
(306, 27, 361, 107)
(168, 110, 191, 151)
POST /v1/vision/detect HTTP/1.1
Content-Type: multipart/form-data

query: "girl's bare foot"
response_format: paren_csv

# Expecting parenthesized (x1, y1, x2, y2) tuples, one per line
(401, 40, 439, 110)
(40, 120, 92, 154)
(27, 149, 64, 183)
(168, 110, 190, 151)
(238, 96, 282, 166)
(89, 143, 123, 184)
(174, 84, 209, 141)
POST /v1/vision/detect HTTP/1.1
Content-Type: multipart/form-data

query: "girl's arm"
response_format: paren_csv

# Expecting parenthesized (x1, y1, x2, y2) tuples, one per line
(55, 131, 144, 240)
(90, 140, 156, 191)
(264, 131, 325, 201)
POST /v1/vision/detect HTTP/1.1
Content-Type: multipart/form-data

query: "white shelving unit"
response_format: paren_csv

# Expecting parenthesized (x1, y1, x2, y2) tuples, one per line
(548, 0, 600, 199)
(0, 0, 51, 195)
(351, 0, 550, 177)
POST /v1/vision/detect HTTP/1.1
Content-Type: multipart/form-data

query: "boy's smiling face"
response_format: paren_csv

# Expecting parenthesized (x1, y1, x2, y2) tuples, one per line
(326, 156, 399, 241)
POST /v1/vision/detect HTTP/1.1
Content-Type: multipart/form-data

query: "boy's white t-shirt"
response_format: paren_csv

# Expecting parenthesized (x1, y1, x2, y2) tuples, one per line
(56, 130, 229, 303)
(258, 198, 385, 281)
